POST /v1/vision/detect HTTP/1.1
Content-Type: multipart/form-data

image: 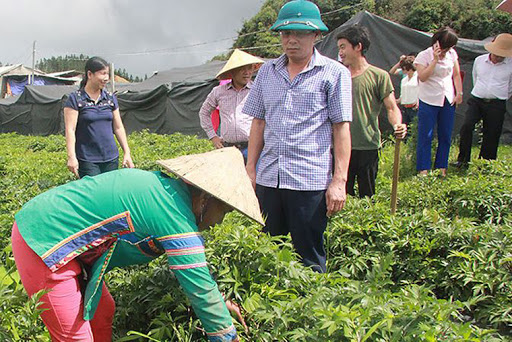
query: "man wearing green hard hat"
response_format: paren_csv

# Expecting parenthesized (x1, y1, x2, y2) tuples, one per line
(243, 0, 352, 273)
(270, 0, 329, 32)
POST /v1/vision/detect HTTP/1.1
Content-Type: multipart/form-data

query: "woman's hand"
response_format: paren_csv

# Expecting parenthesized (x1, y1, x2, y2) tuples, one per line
(67, 156, 79, 178)
(122, 154, 135, 168)
(432, 41, 442, 62)
(452, 93, 463, 106)
(225, 299, 248, 334)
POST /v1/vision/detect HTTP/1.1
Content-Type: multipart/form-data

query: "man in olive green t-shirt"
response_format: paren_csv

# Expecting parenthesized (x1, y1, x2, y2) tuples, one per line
(337, 25, 406, 198)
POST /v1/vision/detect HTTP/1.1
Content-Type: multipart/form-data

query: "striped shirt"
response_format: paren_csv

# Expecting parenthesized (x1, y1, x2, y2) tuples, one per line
(199, 81, 253, 143)
(242, 49, 352, 191)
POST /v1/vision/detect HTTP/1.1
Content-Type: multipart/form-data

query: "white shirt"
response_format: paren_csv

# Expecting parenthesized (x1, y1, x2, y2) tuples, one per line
(471, 54, 512, 100)
(400, 71, 419, 105)
(414, 47, 458, 106)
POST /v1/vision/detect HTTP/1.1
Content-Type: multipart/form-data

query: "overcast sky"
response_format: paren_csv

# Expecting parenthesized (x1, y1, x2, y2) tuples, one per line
(2, 0, 265, 77)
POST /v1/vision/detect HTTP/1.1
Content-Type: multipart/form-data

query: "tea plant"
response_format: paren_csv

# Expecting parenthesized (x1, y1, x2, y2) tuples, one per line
(0, 132, 510, 341)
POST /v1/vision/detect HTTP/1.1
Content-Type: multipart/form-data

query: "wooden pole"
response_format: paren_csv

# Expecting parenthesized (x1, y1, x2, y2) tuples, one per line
(390, 138, 402, 215)
(110, 63, 115, 93)
(31, 41, 36, 85)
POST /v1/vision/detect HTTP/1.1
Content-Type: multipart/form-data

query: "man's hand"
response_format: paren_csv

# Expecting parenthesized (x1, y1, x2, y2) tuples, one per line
(225, 299, 248, 334)
(246, 165, 256, 190)
(211, 136, 224, 149)
(325, 178, 347, 217)
(393, 123, 407, 140)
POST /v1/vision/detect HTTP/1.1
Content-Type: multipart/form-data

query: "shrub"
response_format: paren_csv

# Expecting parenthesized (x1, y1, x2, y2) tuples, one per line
(0, 132, 510, 341)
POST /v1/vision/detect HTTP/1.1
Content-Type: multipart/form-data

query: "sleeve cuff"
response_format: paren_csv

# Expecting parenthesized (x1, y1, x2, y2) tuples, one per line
(207, 324, 237, 341)
(206, 131, 218, 140)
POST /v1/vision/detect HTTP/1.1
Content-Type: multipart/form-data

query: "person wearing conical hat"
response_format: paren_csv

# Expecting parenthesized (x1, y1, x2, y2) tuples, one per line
(199, 49, 264, 161)
(11, 147, 261, 341)
(455, 33, 512, 167)
(242, 0, 352, 273)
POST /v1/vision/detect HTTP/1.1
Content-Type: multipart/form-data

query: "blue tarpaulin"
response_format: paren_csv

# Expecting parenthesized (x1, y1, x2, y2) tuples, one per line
(8, 76, 61, 96)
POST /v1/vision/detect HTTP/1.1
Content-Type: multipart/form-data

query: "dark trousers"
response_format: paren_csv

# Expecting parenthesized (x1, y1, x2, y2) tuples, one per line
(457, 96, 507, 163)
(401, 106, 418, 142)
(346, 149, 379, 198)
(255, 185, 328, 273)
(402, 106, 418, 126)
(78, 158, 119, 178)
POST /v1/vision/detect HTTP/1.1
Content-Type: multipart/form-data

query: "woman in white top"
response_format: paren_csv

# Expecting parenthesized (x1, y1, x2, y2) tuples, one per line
(396, 60, 419, 130)
(414, 27, 463, 176)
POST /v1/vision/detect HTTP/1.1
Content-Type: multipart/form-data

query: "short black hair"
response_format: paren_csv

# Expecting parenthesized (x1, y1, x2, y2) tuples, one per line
(336, 25, 371, 56)
(400, 60, 416, 71)
(431, 27, 458, 50)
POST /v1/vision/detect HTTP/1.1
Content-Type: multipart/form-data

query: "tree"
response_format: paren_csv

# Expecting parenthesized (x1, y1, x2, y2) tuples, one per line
(36, 55, 142, 83)
(456, 7, 512, 40)
(402, 0, 456, 33)
(36, 55, 87, 73)
(231, 0, 364, 58)
(400, 0, 511, 37)
(227, 0, 509, 59)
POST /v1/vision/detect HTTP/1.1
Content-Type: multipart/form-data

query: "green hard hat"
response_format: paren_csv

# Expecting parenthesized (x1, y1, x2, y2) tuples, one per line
(270, 0, 328, 32)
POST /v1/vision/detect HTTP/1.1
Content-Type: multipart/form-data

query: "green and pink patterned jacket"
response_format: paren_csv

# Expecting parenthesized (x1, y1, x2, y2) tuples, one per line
(15, 168, 237, 342)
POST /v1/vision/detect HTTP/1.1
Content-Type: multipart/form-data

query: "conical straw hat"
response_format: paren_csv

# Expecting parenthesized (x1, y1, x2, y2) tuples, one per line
(215, 49, 264, 80)
(157, 147, 264, 226)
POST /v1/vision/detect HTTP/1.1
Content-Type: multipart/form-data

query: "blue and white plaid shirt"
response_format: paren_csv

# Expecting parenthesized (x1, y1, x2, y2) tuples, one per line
(242, 49, 352, 191)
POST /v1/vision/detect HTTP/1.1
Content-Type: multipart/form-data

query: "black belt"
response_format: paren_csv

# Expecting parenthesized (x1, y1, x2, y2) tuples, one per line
(224, 141, 248, 149)
(474, 96, 505, 103)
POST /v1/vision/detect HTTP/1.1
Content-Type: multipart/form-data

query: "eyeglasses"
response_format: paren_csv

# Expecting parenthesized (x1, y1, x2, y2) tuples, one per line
(274, 20, 320, 30)
(279, 30, 315, 38)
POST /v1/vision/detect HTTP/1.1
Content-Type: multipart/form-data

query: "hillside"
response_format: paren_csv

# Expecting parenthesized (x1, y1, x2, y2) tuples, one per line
(227, 0, 511, 59)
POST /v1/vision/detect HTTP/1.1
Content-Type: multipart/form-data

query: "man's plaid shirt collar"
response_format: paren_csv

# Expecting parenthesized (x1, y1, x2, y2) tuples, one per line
(272, 48, 328, 74)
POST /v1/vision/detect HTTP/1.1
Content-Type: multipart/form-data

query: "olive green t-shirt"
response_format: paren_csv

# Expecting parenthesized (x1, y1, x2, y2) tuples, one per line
(351, 65, 394, 150)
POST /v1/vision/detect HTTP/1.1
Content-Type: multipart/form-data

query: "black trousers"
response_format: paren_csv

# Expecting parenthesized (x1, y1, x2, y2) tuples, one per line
(78, 158, 119, 179)
(457, 96, 507, 163)
(346, 149, 379, 198)
(255, 185, 328, 273)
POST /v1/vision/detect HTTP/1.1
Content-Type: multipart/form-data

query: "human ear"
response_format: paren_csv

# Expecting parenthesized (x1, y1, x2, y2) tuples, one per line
(199, 192, 210, 211)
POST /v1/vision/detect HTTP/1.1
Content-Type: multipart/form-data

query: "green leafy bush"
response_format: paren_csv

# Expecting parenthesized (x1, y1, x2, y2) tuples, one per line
(0, 132, 510, 341)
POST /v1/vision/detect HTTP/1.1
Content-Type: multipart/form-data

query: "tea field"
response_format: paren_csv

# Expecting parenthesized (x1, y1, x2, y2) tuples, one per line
(0, 131, 511, 341)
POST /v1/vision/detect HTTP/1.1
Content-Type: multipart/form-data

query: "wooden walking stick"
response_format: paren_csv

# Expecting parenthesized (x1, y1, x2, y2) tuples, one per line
(390, 137, 402, 214)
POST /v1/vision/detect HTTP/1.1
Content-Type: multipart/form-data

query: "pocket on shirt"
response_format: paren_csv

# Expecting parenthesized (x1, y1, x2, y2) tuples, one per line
(289, 91, 327, 115)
